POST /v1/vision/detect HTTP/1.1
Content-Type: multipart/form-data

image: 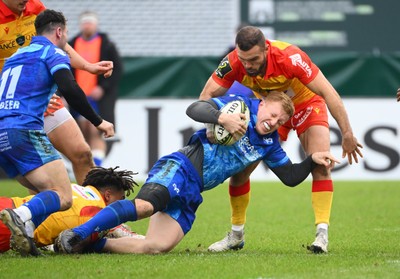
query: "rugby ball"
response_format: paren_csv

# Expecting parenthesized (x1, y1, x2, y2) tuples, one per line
(213, 100, 250, 145)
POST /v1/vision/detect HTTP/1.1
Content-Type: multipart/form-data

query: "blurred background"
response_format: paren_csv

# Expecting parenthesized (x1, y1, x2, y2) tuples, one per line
(4, 0, 398, 182)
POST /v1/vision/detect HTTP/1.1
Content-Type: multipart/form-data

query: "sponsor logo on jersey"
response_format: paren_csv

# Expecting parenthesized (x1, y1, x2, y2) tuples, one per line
(72, 184, 100, 200)
(289, 53, 312, 77)
(215, 56, 232, 78)
(292, 106, 313, 127)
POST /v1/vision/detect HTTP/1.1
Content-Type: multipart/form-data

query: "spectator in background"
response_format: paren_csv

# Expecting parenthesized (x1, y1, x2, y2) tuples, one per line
(69, 11, 123, 165)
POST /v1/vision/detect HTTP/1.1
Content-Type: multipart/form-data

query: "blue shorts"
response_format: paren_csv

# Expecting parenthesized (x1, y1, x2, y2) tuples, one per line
(145, 152, 203, 234)
(0, 129, 61, 178)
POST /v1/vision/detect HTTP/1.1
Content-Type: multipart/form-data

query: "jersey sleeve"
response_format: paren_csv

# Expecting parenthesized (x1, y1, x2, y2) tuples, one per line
(280, 45, 320, 85)
(262, 133, 290, 168)
(45, 47, 71, 75)
(211, 52, 242, 88)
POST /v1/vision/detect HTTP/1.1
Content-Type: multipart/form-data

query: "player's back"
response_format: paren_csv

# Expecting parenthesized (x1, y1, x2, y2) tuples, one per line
(0, 36, 69, 129)
(34, 184, 106, 246)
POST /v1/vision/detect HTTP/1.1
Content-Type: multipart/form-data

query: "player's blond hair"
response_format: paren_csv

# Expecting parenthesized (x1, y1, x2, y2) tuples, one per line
(264, 91, 295, 118)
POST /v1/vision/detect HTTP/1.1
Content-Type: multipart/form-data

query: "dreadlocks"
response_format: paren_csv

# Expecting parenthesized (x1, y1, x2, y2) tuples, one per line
(82, 166, 139, 197)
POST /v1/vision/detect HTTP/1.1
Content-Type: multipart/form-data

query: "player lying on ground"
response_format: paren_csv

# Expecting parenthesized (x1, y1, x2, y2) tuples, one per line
(0, 167, 143, 254)
(55, 91, 340, 254)
(0, 9, 114, 257)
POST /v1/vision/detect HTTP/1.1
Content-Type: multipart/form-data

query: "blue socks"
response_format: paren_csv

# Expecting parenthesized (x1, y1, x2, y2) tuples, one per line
(23, 190, 61, 228)
(73, 199, 137, 239)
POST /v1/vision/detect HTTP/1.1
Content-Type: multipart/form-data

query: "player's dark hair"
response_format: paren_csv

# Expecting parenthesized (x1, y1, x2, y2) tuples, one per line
(35, 9, 67, 35)
(82, 166, 139, 197)
(235, 26, 265, 51)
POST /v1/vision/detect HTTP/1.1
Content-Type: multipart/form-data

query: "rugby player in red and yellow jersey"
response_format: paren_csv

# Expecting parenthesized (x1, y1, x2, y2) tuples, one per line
(0, 166, 141, 253)
(0, 0, 114, 185)
(201, 26, 363, 253)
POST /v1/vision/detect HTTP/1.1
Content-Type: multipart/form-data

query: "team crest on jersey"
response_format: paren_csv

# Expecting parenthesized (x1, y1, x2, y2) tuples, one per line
(16, 34, 25, 46)
(215, 56, 232, 78)
(289, 53, 312, 77)
(263, 137, 273, 145)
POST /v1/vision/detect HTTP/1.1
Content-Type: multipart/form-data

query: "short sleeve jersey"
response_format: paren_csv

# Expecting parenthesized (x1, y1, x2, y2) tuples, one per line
(13, 184, 106, 247)
(0, 36, 70, 129)
(189, 94, 290, 191)
(0, 0, 45, 70)
(212, 40, 320, 106)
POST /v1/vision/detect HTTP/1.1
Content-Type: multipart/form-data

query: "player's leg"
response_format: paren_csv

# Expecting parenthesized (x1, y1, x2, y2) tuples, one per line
(55, 182, 171, 254)
(47, 113, 94, 185)
(84, 119, 107, 166)
(102, 212, 184, 254)
(299, 124, 332, 253)
(0, 136, 72, 256)
(208, 161, 260, 252)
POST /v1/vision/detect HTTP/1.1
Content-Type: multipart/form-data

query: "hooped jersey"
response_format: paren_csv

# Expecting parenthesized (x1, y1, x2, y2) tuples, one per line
(212, 40, 320, 106)
(11, 184, 106, 247)
(0, 36, 70, 129)
(189, 94, 290, 191)
(0, 0, 45, 70)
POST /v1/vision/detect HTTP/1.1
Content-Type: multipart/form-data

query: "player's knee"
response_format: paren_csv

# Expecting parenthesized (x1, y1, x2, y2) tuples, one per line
(59, 194, 73, 210)
(135, 183, 170, 214)
(143, 240, 174, 254)
(230, 173, 250, 185)
(311, 164, 330, 178)
(70, 144, 93, 166)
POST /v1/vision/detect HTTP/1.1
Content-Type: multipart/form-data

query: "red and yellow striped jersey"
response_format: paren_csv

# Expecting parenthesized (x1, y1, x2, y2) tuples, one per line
(212, 40, 320, 106)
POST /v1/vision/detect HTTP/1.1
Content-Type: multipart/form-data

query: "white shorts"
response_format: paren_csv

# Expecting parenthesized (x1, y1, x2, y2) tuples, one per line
(44, 107, 73, 134)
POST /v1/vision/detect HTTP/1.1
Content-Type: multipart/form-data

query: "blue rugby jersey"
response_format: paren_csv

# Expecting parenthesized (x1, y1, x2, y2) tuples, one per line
(0, 36, 70, 129)
(189, 94, 290, 191)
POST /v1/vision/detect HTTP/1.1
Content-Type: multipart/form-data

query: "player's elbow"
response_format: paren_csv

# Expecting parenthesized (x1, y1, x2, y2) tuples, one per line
(280, 177, 303, 187)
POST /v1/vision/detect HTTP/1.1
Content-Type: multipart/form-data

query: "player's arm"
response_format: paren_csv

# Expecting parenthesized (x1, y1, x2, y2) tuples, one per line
(53, 69, 114, 137)
(307, 71, 363, 164)
(187, 99, 246, 136)
(271, 152, 339, 187)
(186, 99, 221, 123)
(64, 43, 113, 78)
(199, 76, 229, 100)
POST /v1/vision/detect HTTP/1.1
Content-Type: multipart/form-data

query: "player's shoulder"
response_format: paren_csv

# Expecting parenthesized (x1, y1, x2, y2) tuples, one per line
(25, 0, 46, 15)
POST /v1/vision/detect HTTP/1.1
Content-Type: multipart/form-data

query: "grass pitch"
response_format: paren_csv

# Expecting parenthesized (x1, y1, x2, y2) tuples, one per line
(0, 180, 399, 279)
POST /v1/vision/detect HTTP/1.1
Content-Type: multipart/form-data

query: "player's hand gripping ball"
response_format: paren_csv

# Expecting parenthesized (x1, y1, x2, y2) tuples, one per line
(213, 100, 250, 145)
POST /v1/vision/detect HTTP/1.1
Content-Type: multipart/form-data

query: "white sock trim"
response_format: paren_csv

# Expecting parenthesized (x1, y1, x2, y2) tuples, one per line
(13, 205, 32, 223)
(232, 224, 244, 232)
(316, 223, 328, 231)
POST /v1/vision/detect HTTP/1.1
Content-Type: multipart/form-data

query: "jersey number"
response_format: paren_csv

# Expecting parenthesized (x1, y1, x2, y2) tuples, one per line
(0, 65, 23, 101)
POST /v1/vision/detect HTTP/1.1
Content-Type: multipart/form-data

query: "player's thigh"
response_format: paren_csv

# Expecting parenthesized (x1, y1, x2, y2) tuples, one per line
(24, 159, 71, 197)
(300, 125, 331, 179)
(145, 212, 184, 253)
(299, 125, 330, 154)
(47, 118, 91, 157)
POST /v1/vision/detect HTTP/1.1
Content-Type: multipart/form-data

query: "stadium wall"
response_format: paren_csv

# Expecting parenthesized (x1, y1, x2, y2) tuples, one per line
(118, 53, 400, 99)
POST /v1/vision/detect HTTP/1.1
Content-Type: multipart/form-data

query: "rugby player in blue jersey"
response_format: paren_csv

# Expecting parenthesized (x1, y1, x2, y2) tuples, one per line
(56, 91, 339, 255)
(0, 9, 114, 256)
